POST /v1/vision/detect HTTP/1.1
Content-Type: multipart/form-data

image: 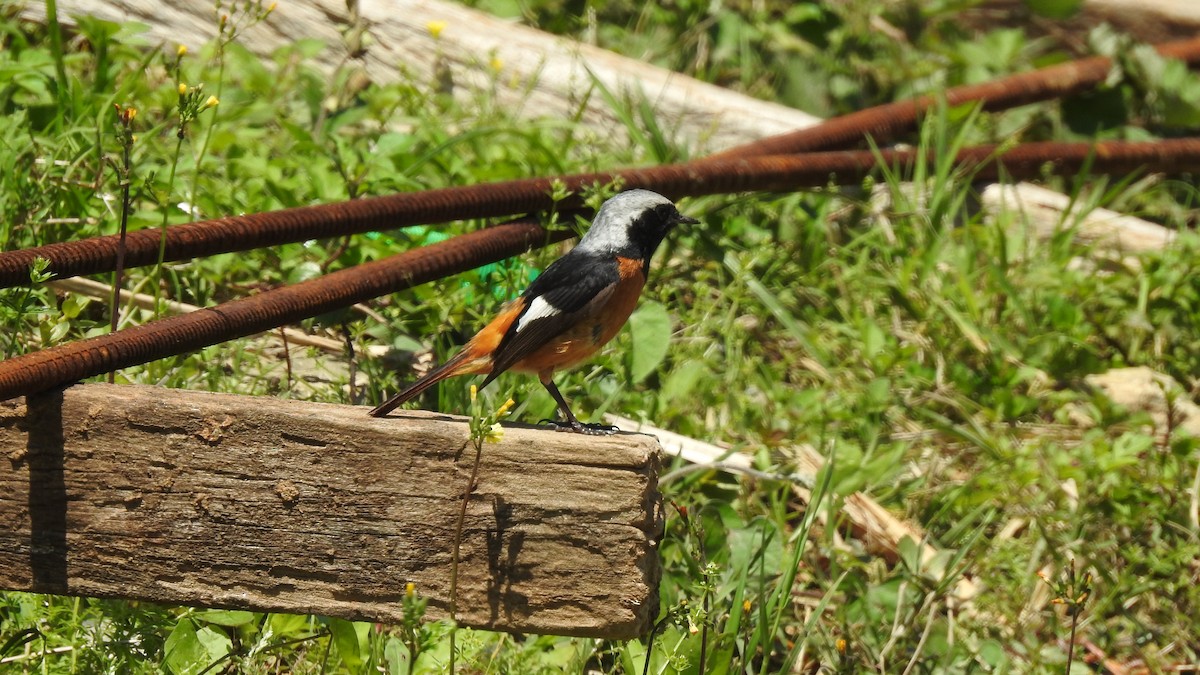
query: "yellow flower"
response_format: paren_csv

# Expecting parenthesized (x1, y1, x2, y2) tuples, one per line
(267, 1, 277, 12)
(496, 398, 515, 417)
(178, 83, 188, 95)
(489, 56, 503, 72)
(204, 95, 220, 108)
(176, 44, 188, 57)
(484, 423, 504, 444)
(742, 600, 751, 613)
(405, 582, 415, 598)
(426, 20, 447, 39)
(470, 384, 477, 402)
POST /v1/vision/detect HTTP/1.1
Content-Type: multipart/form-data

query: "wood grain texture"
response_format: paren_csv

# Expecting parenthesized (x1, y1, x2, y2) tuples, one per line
(0, 384, 663, 638)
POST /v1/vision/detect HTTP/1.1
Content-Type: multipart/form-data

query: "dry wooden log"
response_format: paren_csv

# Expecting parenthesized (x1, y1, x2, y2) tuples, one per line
(980, 183, 1175, 255)
(0, 383, 663, 638)
(19, 0, 821, 153)
(870, 179, 1176, 258)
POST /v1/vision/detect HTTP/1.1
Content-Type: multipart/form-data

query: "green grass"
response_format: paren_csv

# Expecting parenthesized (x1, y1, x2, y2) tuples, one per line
(4, 0, 1200, 672)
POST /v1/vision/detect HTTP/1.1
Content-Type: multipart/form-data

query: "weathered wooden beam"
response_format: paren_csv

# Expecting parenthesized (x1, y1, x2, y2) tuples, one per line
(0, 384, 663, 639)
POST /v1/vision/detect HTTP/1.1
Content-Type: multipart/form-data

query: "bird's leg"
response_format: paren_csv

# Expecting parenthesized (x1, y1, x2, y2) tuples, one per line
(539, 377, 618, 435)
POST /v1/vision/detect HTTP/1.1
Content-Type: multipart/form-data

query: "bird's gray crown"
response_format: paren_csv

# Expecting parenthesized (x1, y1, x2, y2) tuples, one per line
(575, 189, 674, 254)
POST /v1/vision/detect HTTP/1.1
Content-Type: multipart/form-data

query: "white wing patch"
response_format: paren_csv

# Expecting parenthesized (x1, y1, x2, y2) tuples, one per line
(516, 295, 562, 332)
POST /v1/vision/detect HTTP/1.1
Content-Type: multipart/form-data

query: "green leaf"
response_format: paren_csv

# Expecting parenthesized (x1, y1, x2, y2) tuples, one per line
(268, 613, 311, 637)
(978, 639, 1007, 667)
(862, 320, 885, 359)
(193, 609, 257, 627)
(329, 618, 371, 669)
(661, 360, 706, 403)
(627, 301, 671, 384)
(897, 535, 924, 575)
(286, 260, 323, 284)
(383, 636, 409, 675)
(60, 292, 90, 319)
(163, 619, 206, 675)
(195, 625, 233, 663)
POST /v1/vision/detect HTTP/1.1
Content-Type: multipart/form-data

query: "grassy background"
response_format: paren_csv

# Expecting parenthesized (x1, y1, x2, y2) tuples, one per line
(3, 0, 1200, 672)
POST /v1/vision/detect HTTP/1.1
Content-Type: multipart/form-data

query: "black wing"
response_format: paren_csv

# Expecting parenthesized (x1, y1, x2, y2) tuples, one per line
(481, 252, 620, 383)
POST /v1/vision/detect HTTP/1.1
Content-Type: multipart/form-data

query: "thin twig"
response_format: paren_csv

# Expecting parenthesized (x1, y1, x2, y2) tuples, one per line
(448, 436, 485, 675)
(108, 109, 135, 383)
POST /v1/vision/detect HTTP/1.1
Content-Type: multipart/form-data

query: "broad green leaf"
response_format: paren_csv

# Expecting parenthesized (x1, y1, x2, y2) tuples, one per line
(163, 619, 205, 675)
(269, 613, 311, 637)
(628, 301, 671, 383)
(329, 618, 371, 669)
(898, 535, 924, 576)
(384, 636, 410, 675)
(661, 360, 706, 403)
(195, 625, 233, 663)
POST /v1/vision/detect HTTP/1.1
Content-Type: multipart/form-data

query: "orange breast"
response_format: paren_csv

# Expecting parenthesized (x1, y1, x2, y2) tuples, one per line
(512, 257, 646, 375)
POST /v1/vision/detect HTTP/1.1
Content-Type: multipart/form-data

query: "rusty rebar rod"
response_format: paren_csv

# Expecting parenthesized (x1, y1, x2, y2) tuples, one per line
(0, 221, 571, 402)
(7, 35, 1200, 290)
(5, 134, 1200, 291)
(3, 138, 1200, 401)
(706, 35, 1200, 160)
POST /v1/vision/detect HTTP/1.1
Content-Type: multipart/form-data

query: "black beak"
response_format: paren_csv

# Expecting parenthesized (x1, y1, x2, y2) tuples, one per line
(673, 213, 700, 226)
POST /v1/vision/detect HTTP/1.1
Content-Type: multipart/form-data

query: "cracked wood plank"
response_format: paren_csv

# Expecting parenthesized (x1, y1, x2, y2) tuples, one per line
(0, 383, 663, 639)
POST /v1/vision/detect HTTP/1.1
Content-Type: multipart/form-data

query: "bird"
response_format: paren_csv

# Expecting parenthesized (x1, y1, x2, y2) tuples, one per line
(369, 189, 698, 433)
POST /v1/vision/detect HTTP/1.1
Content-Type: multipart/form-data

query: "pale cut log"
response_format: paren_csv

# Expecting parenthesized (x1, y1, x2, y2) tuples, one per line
(0, 383, 663, 639)
(19, 0, 821, 153)
(980, 183, 1175, 254)
(870, 180, 1175, 258)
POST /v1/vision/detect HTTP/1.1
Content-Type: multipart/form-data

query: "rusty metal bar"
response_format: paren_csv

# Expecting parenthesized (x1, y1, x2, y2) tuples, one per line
(4, 139, 1200, 401)
(0, 222, 570, 402)
(706, 35, 1200, 160)
(5, 133, 1200, 291)
(7, 35, 1200, 290)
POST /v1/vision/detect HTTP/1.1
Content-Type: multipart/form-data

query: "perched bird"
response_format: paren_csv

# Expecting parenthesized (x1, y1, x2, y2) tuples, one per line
(369, 189, 697, 433)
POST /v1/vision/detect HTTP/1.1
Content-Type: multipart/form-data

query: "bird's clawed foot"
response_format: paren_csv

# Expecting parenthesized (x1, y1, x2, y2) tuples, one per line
(538, 418, 620, 435)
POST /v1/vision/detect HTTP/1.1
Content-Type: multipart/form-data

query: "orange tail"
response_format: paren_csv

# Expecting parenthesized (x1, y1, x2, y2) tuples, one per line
(369, 349, 483, 417)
